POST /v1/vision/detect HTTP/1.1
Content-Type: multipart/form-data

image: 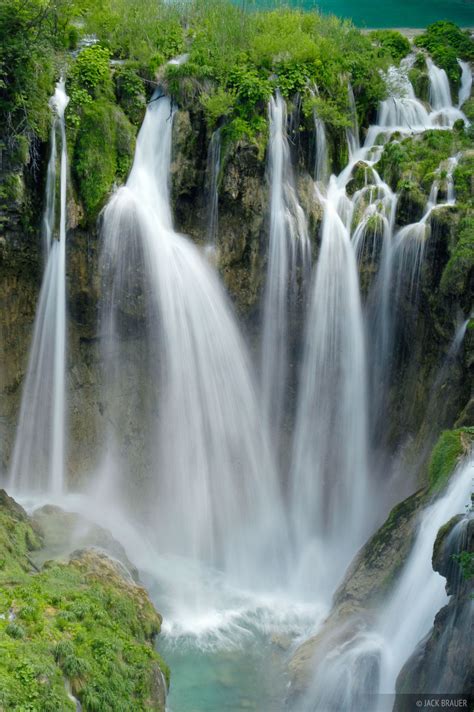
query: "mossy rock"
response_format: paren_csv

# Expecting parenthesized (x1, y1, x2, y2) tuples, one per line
(396, 181, 426, 225)
(440, 215, 474, 307)
(73, 100, 136, 221)
(0, 492, 169, 711)
(428, 427, 474, 493)
(346, 161, 375, 197)
(408, 68, 430, 103)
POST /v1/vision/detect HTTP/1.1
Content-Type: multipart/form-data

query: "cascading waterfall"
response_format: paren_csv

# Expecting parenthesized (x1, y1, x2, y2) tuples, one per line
(205, 127, 221, 247)
(290, 176, 370, 598)
(427, 57, 453, 111)
(346, 82, 360, 159)
(261, 93, 310, 439)
(100, 94, 288, 592)
(378, 456, 474, 696)
(392, 153, 459, 309)
(298, 456, 473, 712)
(9, 80, 69, 495)
(457, 59, 472, 108)
(314, 112, 329, 184)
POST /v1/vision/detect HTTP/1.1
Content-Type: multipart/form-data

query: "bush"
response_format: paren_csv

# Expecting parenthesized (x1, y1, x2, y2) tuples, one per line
(370, 30, 410, 62)
(415, 21, 474, 84)
(74, 100, 135, 219)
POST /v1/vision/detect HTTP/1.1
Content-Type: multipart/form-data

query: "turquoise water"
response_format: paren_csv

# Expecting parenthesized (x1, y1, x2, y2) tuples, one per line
(160, 633, 289, 712)
(250, 0, 474, 28)
(144, 560, 324, 712)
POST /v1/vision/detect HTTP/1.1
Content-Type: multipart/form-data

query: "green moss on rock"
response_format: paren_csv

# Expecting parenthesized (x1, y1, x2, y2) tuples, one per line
(74, 100, 136, 221)
(0, 491, 168, 711)
(428, 427, 474, 493)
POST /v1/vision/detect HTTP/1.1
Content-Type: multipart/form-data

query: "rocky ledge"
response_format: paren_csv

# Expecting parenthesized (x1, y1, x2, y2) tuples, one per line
(0, 489, 168, 711)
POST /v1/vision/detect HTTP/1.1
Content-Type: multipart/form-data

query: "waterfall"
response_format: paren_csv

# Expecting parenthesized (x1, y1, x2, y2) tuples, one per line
(378, 456, 474, 694)
(427, 57, 453, 111)
(100, 95, 288, 590)
(290, 176, 369, 598)
(457, 59, 472, 108)
(261, 93, 310, 440)
(205, 127, 221, 247)
(346, 83, 360, 159)
(9, 80, 69, 495)
(297, 456, 473, 712)
(314, 112, 329, 184)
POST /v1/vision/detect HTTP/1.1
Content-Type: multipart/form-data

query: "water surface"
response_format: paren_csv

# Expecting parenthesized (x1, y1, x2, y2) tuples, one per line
(249, 0, 473, 28)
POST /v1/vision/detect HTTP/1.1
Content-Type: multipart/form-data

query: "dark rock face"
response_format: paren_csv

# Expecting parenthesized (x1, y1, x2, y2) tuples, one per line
(394, 516, 473, 705)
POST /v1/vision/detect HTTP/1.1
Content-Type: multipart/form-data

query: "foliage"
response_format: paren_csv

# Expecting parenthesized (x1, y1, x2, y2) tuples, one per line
(428, 428, 474, 493)
(74, 99, 135, 218)
(378, 130, 471, 193)
(369, 30, 410, 62)
(71, 45, 113, 97)
(0, 493, 168, 711)
(440, 216, 474, 300)
(84, 0, 185, 66)
(453, 551, 474, 580)
(114, 64, 147, 125)
(415, 21, 474, 84)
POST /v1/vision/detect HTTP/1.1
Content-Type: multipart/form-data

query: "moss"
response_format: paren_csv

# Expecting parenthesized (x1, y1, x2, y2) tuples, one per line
(428, 428, 474, 493)
(462, 97, 474, 122)
(408, 68, 430, 102)
(73, 100, 136, 221)
(0, 492, 168, 711)
(440, 216, 474, 303)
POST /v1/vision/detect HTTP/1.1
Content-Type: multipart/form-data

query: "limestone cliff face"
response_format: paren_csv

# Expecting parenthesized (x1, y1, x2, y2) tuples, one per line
(394, 515, 473, 705)
(0, 107, 472, 488)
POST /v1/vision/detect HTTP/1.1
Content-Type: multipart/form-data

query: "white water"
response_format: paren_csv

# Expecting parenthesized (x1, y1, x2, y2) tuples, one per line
(427, 57, 453, 111)
(457, 59, 472, 108)
(379, 456, 474, 694)
(100, 95, 288, 597)
(346, 83, 360, 159)
(298, 456, 473, 712)
(290, 176, 370, 599)
(261, 93, 310, 439)
(314, 112, 329, 184)
(9, 80, 69, 495)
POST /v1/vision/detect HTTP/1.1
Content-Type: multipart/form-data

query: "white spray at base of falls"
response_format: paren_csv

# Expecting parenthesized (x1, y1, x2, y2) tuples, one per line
(290, 176, 370, 600)
(9, 80, 69, 495)
(100, 95, 289, 597)
(261, 93, 310, 440)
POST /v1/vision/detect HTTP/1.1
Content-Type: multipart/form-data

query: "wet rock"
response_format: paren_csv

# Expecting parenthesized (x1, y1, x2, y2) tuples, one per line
(394, 516, 473, 704)
(31, 504, 139, 580)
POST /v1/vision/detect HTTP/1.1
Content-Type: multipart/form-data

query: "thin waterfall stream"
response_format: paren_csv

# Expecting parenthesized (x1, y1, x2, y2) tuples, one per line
(9, 80, 69, 496)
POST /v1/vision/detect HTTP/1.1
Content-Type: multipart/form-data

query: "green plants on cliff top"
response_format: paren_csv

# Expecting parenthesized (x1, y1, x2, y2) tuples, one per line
(415, 21, 474, 86)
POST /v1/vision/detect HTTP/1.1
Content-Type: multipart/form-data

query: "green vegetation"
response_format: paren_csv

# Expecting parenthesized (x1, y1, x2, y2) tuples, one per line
(378, 130, 471, 193)
(453, 551, 474, 580)
(0, 491, 168, 711)
(2, 1, 472, 222)
(428, 428, 474, 493)
(440, 216, 474, 302)
(415, 21, 474, 85)
(369, 30, 410, 62)
(73, 100, 135, 217)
